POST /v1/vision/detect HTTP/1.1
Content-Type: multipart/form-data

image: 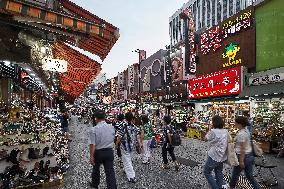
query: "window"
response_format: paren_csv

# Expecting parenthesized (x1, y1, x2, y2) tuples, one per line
(217, 1, 222, 23)
(202, 0, 206, 28)
(212, 0, 216, 25)
(173, 19, 175, 43)
(193, 2, 197, 29)
(223, 0, 227, 20)
(206, 0, 211, 27)
(236, 0, 241, 13)
(229, 0, 234, 16)
(176, 17, 179, 42)
(169, 21, 173, 45)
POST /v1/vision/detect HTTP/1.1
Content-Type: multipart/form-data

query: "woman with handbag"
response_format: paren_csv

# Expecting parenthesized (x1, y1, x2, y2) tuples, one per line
(229, 116, 261, 189)
(204, 115, 228, 189)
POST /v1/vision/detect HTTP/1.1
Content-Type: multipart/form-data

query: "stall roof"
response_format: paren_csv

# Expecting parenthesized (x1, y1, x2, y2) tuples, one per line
(0, 0, 119, 60)
(53, 42, 101, 99)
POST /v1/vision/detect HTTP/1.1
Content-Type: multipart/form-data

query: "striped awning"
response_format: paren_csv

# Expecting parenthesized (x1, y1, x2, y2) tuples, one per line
(52, 42, 101, 98)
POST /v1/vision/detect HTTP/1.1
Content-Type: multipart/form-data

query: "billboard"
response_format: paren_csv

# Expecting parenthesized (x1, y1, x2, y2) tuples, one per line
(256, 0, 284, 71)
(188, 67, 242, 99)
(197, 7, 255, 76)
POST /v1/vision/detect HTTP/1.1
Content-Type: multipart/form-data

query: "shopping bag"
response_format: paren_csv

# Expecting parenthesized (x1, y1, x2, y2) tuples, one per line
(251, 140, 263, 157)
(226, 133, 239, 166)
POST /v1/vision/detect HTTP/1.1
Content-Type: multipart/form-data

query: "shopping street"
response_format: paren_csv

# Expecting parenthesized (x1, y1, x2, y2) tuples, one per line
(0, 0, 284, 189)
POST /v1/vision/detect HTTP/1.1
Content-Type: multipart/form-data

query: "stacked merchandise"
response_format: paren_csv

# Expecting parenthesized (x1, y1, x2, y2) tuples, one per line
(188, 102, 250, 140)
(253, 100, 284, 153)
(0, 105, 69, 189)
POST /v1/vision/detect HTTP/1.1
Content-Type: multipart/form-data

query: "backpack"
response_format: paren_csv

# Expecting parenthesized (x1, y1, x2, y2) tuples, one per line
(171, 126, 181, 146)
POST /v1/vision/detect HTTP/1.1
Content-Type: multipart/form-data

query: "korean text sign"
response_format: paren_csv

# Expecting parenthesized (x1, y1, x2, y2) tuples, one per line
(197, 7, 255, 76)
(188, 67, 242, 99)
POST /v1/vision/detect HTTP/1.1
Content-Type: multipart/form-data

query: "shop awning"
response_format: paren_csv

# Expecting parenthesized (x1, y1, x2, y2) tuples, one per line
(60, 0, 120, 60)
(52, 42, 101, 99)
(240, 82, 284, 97)
(0, 0, 119, 60)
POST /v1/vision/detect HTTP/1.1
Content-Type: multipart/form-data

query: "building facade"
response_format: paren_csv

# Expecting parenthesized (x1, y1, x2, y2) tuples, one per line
(169, 0, 256, 47)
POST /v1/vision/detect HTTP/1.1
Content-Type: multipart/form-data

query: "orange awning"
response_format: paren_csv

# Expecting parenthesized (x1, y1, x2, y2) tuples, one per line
(53, 42, 101, 98)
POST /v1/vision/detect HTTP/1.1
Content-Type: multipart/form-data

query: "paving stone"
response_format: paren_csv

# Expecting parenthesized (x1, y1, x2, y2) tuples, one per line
(44, 116, 284, 189)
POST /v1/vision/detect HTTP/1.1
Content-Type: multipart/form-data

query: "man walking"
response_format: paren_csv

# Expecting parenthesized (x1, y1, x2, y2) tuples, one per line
(89, 109, 117, 189)
(116, 112, 142, 183)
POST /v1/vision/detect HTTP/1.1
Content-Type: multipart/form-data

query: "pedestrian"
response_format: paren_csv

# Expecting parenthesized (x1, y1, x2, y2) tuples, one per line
(89, 109, 117, 189)
(60, 110, 69, 134)
(116, 112, 142, 183)
(204, 115, 228, 189)
(161, 115, 179, 171)
(243, 111, 253, 136)
(141, 115, 154, 164)
(114, 114, 124, 167)
(229, 116, 261, 189)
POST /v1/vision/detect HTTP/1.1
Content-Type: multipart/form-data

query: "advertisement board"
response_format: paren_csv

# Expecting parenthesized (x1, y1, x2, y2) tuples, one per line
(256, 0, 284, 71)
(188, 67, 242, 99)
(197, 7, 255, 76)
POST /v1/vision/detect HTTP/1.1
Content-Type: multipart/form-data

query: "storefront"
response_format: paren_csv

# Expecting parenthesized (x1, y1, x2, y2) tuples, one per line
(187, 66, 247, 139)
(240, 67, 284, 153)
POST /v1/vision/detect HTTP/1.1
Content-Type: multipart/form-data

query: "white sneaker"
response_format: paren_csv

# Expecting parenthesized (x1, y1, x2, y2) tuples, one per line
(222, 184, 229, 189)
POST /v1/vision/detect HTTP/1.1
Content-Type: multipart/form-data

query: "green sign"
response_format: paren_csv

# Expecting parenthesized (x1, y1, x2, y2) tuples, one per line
(256, 0, 284, 72)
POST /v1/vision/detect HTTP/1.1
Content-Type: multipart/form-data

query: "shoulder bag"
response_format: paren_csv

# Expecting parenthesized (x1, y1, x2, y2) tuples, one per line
(225, 132, 239, 166)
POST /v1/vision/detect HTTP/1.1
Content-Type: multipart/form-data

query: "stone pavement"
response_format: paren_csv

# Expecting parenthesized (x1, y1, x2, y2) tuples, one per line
(50, 117, 284, 189)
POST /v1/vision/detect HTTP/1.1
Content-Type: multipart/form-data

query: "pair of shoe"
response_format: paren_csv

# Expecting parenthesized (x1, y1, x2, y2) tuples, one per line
(128, 178, 137, 183)
(142, 161, 150, 165)
(89, 182, 98, 189)
(174, 163, 179, 172)
(162, 164, 170, 169)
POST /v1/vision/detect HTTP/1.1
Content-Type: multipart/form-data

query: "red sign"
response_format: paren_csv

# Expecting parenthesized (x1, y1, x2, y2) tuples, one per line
(188, 67, 242, 99)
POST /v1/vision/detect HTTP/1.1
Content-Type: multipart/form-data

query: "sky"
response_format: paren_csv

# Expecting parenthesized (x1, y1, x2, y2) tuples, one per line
(72, 0, 189, 79)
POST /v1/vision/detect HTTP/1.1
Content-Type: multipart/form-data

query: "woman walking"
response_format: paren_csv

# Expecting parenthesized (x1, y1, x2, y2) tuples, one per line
(229, 116, 261, 189)
(204, 115, 228, 189)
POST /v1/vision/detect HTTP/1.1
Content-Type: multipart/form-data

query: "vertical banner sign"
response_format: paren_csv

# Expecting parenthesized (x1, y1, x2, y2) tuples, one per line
(110, 78, 117, 95)
(188, 67, 242, 99)
(139, 50, 146, 63)
(117, 72, 124, 91)
(128, 65, 135, 93)
(180, 8, 197, 78)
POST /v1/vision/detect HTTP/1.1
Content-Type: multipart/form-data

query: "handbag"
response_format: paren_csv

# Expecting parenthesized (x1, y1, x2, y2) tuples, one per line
(226, 132, 239, 166)
(251, 139, 263, 157)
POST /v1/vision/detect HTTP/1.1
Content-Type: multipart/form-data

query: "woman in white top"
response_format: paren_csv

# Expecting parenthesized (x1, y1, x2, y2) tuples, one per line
(204, 115, 228, 189)
(229, 116, 260, 189)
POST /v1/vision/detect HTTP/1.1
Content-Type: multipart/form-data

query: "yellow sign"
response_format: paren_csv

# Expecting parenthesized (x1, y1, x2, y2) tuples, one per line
(222, 43, 242, 68)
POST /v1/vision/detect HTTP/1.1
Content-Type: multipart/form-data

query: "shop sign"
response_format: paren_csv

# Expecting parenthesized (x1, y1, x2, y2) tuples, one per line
(42, 58, 67, 73)
(0, 61, 15, 78)
(117, 72, 124, 91)
(188, 67, 242, 99)
(197, 7, 255, 76)
(249, 73, 284, 86)
(128, 65, 135, 88)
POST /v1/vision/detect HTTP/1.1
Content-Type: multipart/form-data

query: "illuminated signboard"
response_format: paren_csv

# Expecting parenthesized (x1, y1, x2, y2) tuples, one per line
(197, 7, 255, 76)
(188, 67, 242, 99)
